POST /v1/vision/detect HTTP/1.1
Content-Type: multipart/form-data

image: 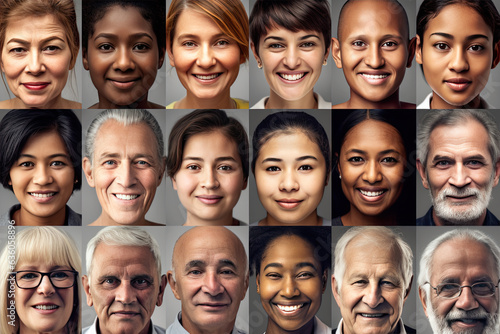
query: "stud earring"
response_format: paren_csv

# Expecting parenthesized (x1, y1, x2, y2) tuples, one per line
(323, 59, 327, 66)
(257, 61, 262, 69)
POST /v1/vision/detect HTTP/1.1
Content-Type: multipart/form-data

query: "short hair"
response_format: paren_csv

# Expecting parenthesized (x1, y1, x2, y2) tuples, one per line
(249, 226, 331, 276)
(251, 111, 331, 177)
(418, 229, 500, 296)
(85, 226, 162, 283)
(166, 0, 249, 61)
(337, 0, 410, 42)
(417, 0, 500, 45)
(0, 227, 82, 334)
(0, 0, 80, 69)
(0, 109, 82, 192)
(167, 109, 249, 181)
(417, 110, 500, 168)
(82, 0, 166, 55)
(84, 109, 165, 165)
(250, 0, 331, 57)
(333, 227, 413, 293)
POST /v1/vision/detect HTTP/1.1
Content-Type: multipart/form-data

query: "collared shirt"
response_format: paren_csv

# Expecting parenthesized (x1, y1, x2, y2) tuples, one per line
(417, 92, 494, 109)
(417, 207, 500, 226)
(334, 319, 411, 334)
(83, 317, 165, 334)
(250, 93, 331, 109)
(166, 312, 246, 334)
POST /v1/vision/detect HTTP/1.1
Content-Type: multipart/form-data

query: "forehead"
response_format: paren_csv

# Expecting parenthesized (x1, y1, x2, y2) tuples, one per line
(183, 131, 239, 158)
(92, 243, 157, 276)
(431, 239, 498, 283)
(95, 5, 155, 36)
(4, 14, 68, 42)
(342, 119, 405, 155)
(262, 131, 324, 158)
(174, 8, 222, 37)
(340, 0, 408, 41)
(262, 235, 318, 265)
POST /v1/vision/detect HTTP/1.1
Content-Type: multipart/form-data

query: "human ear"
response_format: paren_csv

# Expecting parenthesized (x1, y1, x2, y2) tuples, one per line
(82, 157, 95, 188)
(492, 41, 500, 69)
(407, 37, 417, 68)
(156, 274, 167, 306)
(404, 276, 413, 302)
(157, 157, 166, 186)
(493, 159, 500, 187)
(158, 47, 166, 69)
(256, 274, 260, 294)
(415, 35, 423, 65)
(171, 176, 178, 191)
(331, 38, 342, 69)
(82, 275, 93, 307)
(332, 275, 342, 307)
(167, 41, 175, 67)
(166, 270, 181, 300)
(419, 286, 429, 317)
(321, 270, 328, 293)
(416, 159, 429, 189)
(82, 47, 89, 71)
(250, 42, 262, 68)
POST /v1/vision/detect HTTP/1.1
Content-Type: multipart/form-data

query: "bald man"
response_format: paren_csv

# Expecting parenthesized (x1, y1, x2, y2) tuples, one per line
(166, 227, 249, 334)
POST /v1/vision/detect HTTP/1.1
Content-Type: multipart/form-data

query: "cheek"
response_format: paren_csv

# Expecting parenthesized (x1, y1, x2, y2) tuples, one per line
(255, 172, 274, 196)
(47, 57, 71, 79)
(175, 173, 198, 194)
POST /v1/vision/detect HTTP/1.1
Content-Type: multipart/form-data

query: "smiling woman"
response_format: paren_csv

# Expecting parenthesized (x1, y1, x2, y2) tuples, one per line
(0, 0, 80, 109)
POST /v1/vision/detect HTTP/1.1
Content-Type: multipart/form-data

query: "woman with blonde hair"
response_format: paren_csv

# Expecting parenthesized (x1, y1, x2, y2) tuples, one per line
(0, 227, 81, 333)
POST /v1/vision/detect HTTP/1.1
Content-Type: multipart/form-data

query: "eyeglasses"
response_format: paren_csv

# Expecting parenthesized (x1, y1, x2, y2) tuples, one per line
(424, 281, 499, 299)
(12, 270, 78, 289)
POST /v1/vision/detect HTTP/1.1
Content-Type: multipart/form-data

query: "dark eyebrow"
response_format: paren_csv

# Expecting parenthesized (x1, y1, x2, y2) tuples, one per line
(94, 32, 153, 41)
(185, 260, 205, 271)
(296, 155, 318, 162)
(19, 153, 69, 160)
(183, 156, 238, 162)
(219, 259, 237, 270)
(261, 157, 282, 164)
(430, 32, 489, 42)
(431, 154, 452, 163)
(177, 33, 227, 41)
(263, 262, 283, 271)
(264, 34, 321, 43)
(296, 262, 318, 270)
(6, 36, 66, 45)
(131, 274, 154, 281)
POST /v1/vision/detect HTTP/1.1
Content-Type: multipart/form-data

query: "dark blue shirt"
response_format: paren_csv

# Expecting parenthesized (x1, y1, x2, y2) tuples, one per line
(417, 207, 500, 226)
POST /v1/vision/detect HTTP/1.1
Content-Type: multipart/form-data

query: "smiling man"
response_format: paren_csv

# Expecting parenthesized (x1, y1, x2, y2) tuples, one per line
(166, 226, 249, 334)
(332, 227, 415, 334)
(416, 110, 500, 226)
(82, 226, 167, 334)
(418, 229, 500, 334)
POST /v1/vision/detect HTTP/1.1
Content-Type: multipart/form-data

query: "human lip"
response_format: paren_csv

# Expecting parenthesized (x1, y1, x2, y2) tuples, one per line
(22, 82, 50, 90)
(358, 72, 390, 85)
(113, 193, 140, 201)
(192, 72, 223, 83)
(276, 199, 303, 209)
(197, 302, 229, 310)
(444, 78, 472, 92)
(111, 310, 140, 318)
(357, 188, 387, 202)
(196, 195, 223, 205)
(32, 303, 59, 314)
(28, 191, 57, 203)
(357, 312, 389, 320)
(277, 71, 308, 83)
(108, 77, 140, 89)
(273, 302, 307, 316)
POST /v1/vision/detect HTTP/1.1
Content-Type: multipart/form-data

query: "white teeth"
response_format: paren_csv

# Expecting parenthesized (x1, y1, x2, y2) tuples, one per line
(30, 192, 55, 198)
(115, 194, 139, 200)
(361, 313, 384, 318)
(35, 305, 58, 310)
(195, 74, 219, 80)
(359, 190, 384, 197)
(277, 304, 303, 312)
(362, 74, 389, 79)
(279, 73, 305, 81)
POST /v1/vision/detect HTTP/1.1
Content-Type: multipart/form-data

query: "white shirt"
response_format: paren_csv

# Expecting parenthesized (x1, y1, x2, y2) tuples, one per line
(83, 317, 165, 334)
(166, 312, 246, 334)
(417, 92, 494, 109)
(334, 319, 408, 334)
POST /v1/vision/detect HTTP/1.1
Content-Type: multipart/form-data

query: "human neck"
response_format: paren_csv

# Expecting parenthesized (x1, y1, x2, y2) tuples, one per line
(430, 93, 482, 109)
(184, 211, 237, 226)
(265, 317, 314, 334)
(346, 90, 403, 109)
(19, 322, 68, 334)
(180, 314, 234, 334)
(178, 91, 234, 109)
(260, 210, 322, 226)
(433, 209, 487, 226)
(90, 212, 146, 226)
(341, 206, 397, 226)
(13, 205, 66, 226)
(265, 91, 317, 109)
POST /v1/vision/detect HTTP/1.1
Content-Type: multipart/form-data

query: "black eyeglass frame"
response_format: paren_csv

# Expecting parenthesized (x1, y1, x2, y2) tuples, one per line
(424, 280, 500, 299)
(11, 270, 79, 289)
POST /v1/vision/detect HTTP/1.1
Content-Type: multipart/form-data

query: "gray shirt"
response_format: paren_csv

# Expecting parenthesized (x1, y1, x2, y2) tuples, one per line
(0, 204, 81, 226)
(166, 312, 246, 334)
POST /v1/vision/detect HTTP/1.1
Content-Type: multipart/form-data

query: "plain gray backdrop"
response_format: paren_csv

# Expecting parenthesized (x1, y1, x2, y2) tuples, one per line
(415, 226, 500, 334)
(331, 0, 417, 106)
(248, 0, 333, 108)
(80, 109, 167, 225)
(0, 109, 83, 219)
(164, 110, 249, 225)
(165, 0, 250, 106)
(164, 226, 249, 333)
(416, 110, 500, 219)
(415, 0, 500, 107)
(331, 226, 417, 331)
(249, 109, 332, 224)
(0, 0, 83, 105)
(81, 226, 167, 329)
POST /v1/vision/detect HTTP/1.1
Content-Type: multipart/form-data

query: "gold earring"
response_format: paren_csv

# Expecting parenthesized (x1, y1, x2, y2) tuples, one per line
(323, 59, 327, 66)
(257, 61, 263, 69)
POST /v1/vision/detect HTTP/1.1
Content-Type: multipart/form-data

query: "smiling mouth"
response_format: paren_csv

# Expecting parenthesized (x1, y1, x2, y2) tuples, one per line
(361, 73, 389, 79)
(34, 305, 58, 310)
(276, 304, 304, 312)
(278, 73, 306, 81)
(193, 73, 222, 80)
(360, 313, 386, 318)
(359, 189, 385, 197)
(29, 192, 56, 198)
(114, 194, 139, 200)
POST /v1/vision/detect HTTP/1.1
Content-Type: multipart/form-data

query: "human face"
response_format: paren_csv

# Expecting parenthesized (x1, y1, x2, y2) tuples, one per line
(254, 131, 327, 225)
(167, 227, 248, 334)
(1, 15, 73, 108)
(417, 120, 500, 225)
(168, 9, 243, 102)
(332, 0, 412, 104)
(83, 244, 166, 334)
(338, 120, 406, 217)
(254, 26, 327, 103)
(416, 4, 498, 109)
(9, 131, 75, 224)
(82, 120, 164, 225)
(258, 235, 325, 333)
(421, 239, 500, 334)
(15, 263, 74, 334)
(333, 237, 409, 334)
(172, 131, 247, 225)
(83, 6, 163, 107)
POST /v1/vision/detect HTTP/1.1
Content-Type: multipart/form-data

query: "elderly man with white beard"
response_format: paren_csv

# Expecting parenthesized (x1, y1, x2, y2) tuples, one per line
(416, 110, 500, 226)
(418, 229, 500, 334)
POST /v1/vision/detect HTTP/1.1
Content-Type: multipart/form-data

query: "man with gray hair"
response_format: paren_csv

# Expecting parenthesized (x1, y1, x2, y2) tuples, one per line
(332, 227, 415, 334)
(82, 226, 167, 334)
(416, 110, 500, 226)
(82, 109, 166, 225)
(418, 229, 500, 334)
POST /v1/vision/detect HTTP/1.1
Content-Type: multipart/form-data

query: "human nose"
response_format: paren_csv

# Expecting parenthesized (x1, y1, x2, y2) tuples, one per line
(283, 46, 300, 69)
(362, 283, 383, 308)
(37, 275, 55, 296)
(33, 165, 53, 185)
(116, 163, 136, 188)
(362, 161, 383, 184)
(201, 271, 224, 296)
(364, 45, 385, 68)
(200, 168, 219, 189)
(281, 276, 300, 298)
(279, 170, 299, 192)
(448, 164, 471, 188)
(115, 281, 137, 304)
(113, 47, 135, 71)
(26, 50, 44, 75)
(455, 286, 479, 311)
(196, 43, 216, 68)
(449, 48, 469, 72)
